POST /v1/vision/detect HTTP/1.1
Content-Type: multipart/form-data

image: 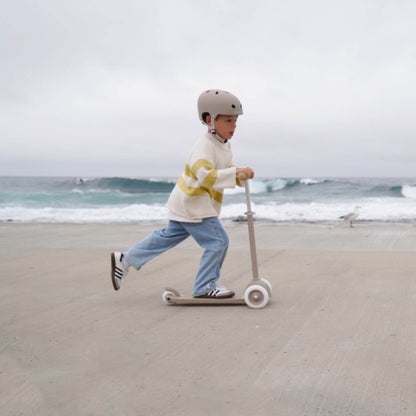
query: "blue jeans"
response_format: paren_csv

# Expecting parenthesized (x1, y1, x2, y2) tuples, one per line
(124, 217, 229, 296)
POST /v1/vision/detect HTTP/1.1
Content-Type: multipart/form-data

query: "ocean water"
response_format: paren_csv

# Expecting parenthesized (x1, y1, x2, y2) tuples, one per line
(1, 176, 416, 224)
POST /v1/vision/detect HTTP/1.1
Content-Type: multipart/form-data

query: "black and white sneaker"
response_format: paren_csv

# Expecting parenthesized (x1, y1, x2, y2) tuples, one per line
(111, 252, 129, 291)
(194, 285, 235, 299)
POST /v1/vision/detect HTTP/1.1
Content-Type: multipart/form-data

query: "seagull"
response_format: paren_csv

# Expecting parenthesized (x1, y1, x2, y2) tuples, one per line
(340, 206, 361, 228)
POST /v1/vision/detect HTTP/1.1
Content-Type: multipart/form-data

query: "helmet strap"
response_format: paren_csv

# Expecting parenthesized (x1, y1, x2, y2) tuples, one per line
(208, 114, 228, 143)
(209, 114, 217, 135)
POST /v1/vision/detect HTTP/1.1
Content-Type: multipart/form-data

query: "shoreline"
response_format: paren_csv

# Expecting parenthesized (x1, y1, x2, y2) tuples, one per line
(2, 218, 416, 225)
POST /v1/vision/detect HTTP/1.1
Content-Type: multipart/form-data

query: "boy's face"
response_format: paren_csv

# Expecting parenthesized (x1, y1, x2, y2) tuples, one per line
(213, 115, 238, 140)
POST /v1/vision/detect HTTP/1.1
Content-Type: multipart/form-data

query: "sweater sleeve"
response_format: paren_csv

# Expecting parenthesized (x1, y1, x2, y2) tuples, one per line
(189, 159, 236, 190)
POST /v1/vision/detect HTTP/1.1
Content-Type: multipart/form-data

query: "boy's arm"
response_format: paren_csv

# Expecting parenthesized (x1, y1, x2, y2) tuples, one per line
(190, 160, 254, 190)
(189, 159, 236, 190)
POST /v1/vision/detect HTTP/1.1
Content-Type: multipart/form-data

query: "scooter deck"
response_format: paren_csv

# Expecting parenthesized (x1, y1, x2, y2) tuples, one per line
(169, 296, 246, 305)
(164, 288, 246, 305)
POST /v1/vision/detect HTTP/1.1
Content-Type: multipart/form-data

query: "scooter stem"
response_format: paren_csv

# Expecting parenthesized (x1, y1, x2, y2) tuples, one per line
(244, 180, 259, 281)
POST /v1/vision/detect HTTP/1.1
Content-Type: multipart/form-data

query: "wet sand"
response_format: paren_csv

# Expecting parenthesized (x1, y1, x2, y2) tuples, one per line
(1, 222, 415, 415)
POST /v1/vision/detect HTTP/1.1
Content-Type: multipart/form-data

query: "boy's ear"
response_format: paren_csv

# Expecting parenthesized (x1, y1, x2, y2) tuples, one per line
(205, 115, 212, 125)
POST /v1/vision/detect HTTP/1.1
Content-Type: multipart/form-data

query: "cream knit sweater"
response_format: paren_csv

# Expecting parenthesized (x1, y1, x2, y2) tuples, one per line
(167, 132, 240, 222)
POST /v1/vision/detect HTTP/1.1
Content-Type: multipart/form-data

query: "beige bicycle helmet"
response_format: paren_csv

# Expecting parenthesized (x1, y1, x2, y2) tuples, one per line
(197, 89, 243, 136)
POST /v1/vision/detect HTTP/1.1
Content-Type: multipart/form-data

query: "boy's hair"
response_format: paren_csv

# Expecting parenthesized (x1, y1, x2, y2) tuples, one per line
(201, 112, 219, 123)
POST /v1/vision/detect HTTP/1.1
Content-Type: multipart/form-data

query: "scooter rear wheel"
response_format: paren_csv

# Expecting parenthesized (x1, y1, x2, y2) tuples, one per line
(162, 290, 177, 305)
(244, 285, 269, 309)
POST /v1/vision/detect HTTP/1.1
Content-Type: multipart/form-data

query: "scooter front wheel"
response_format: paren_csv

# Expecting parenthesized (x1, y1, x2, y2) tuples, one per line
(244, 285, 269, 309)
(260, 278, 272, 295)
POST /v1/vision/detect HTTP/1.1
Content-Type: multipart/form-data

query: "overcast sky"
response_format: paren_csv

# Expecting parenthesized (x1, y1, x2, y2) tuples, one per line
(1, 0, 416, 178)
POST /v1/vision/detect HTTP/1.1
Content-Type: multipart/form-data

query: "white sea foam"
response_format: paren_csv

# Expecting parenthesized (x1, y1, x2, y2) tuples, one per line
(3, 198, 416, 223)
(224, 179, 272, 195)
(266, 178, 288, 192)
(221, 198, 416, 223)
(402, 185, 416, 199)
(0, 204, 169, 223)
(300, 178, 322, 185)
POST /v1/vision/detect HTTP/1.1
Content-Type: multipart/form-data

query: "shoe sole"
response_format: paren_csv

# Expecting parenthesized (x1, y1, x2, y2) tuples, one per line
(194, 291, 235, 299)
(111, 253, 120, 291)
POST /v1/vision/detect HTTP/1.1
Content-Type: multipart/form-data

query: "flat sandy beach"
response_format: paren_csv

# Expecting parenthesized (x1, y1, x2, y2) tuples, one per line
(1, 222, 415, 415)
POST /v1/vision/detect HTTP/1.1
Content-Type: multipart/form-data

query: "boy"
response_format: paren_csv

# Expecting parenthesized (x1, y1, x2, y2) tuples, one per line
(111, 89, 254, 298)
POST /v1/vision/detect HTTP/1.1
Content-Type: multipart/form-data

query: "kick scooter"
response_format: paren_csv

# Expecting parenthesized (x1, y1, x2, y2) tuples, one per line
(162, 178, 272, 309)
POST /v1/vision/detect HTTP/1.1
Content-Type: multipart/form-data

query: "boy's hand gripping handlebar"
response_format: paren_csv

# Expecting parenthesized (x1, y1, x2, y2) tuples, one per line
(236, 167, 254, 181)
